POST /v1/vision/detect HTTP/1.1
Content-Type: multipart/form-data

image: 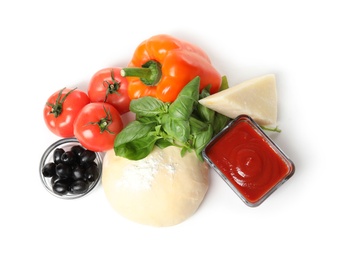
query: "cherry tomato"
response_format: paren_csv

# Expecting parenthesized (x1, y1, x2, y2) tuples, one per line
(44, 88, 90, 137)
(73, 102, 123, 152)
(87, 67, 131, 115)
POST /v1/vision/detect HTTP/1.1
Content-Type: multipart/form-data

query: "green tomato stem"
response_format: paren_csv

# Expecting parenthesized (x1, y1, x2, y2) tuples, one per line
(48, 87, 76, 118)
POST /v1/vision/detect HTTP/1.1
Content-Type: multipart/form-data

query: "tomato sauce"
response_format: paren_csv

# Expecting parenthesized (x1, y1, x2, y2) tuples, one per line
(204, 115, 294, 206)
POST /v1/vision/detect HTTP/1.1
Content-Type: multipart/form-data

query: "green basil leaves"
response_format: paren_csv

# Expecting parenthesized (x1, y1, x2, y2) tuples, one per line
(114, 76, 230, 161)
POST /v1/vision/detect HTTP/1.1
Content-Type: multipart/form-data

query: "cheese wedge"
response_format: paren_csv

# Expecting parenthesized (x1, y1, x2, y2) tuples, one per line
(199, 74, 277, 126)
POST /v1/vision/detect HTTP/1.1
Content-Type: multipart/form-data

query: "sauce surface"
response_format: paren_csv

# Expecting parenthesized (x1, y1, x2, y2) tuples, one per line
(206, 118, 292, 205)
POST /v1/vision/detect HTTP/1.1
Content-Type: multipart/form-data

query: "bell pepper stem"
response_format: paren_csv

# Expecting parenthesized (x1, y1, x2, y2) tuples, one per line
(121, 67, 151, 78)
(121, 60, 162, 86)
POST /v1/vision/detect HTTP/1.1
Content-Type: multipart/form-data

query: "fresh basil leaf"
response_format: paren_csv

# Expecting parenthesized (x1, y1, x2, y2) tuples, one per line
(180, 146, 192, 157)
(199, 85, 211, 99)
(115, 135, 158, 160)
(219, 75, 229, 91)
(136, 115, 159, 124)
(169, 77, 200, 120)
(155, 139, 173, 149)
(114, 120, 156, 147)
(189, 116, 208, 134)
(196, 102, 215, 124)
(169, 99, 192, 121)
(213, 113, 231, 135)
(193, 87, 215, 124)
(193, 124, 213, 161)
(162, 115, 190, 144)
(130, 96, 168, 117)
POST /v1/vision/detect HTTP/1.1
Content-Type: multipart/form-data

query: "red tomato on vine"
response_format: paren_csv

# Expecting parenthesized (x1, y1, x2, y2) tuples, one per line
(43, 88, 90, 137)
(87, 68, 131, 115)
(73, 102, 123, 152)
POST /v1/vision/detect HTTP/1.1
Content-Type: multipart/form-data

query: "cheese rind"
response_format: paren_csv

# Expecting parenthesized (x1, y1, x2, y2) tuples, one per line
(199, 74, 277, 126)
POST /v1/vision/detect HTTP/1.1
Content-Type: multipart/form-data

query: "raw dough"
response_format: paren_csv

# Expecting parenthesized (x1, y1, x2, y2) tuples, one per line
(102, 146, 209, 227)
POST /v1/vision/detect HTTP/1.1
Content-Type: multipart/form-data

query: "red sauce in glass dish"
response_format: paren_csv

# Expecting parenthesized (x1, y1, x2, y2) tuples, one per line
(203, 115, 294, 207)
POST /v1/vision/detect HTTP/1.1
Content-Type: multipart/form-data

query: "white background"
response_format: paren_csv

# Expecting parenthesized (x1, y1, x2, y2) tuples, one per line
(1, 1, 342, 259)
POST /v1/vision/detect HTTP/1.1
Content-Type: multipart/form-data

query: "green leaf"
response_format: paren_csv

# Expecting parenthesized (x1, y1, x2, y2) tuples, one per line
(155, 139, 173, 149)
(213, 113, 231, 135)
(189, 116, 209, 134)
(114, 135, 158, 160)
(219, 75, 229, 91)
(180, 146, 191, 157)
(130, 96, 168, 117)
(168, 76, 200, 120)
(162, 114, 190, 144)
(136, 115, 159, 124)
(193, 87, 215, 124)
(192, 124, 213, 161)
(199, 85, 211, 99)
(114, 120, 156, 147)
(196, 101, 215, 124)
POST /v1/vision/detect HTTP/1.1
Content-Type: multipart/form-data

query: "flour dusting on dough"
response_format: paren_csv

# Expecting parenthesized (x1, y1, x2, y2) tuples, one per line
(116, 149, 176, 191)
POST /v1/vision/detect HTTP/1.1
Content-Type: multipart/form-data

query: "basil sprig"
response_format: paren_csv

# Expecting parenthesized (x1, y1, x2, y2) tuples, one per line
(114, 76, 230, 161)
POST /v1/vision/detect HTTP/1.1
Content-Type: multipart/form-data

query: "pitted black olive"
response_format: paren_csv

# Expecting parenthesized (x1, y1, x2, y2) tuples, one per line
(60, 151, 76, 165)
(55, 163, 73, 179)
(53, 148, 65, 164)
(70, 179, 89, 194)
(42, 162, 56, 177)
(71, 145, 86, 158)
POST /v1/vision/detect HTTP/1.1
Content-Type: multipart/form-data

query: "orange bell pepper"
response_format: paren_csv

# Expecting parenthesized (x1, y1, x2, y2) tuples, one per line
(121, 34, 222, 103)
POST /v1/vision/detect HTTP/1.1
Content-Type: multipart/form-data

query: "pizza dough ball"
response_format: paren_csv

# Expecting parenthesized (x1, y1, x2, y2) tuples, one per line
(102, 146, 209, 227)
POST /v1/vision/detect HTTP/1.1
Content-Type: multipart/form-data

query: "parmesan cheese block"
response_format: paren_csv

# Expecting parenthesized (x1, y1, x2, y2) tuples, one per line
(199, 74, 277, 126)
(102, 146, 209, 227)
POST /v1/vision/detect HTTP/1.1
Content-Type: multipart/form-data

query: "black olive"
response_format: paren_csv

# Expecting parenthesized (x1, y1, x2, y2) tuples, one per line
(70, 180, 89, 194)
(53, 148, 65, 164)
(79, 150, 96, 167)
(42, 162, 56, 177)
(85, 164, 99, 182)
(61, 151, 76, 165)
(55, 163, 72, 179)
(52, 179, 69, 195)
(72, 165, 86, 181)
(87, 161, 98, 168)
(71, 145, 85, 158)
(50, 174, 59, 186)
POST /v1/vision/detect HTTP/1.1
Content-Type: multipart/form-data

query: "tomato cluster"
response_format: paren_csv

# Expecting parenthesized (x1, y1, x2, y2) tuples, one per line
(43, 68, 129, 152)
